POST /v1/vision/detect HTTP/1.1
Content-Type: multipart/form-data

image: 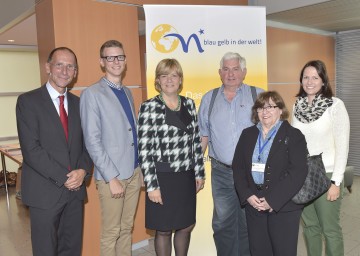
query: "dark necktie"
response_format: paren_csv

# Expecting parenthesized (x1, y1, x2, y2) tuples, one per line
(59, 95, 68, 140)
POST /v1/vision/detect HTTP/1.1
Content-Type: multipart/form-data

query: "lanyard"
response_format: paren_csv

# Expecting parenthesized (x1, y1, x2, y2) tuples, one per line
(258, 129, 277, 162)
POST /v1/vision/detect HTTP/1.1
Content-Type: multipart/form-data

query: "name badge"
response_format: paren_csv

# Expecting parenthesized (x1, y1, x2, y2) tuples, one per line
(252, 163, 265, 173)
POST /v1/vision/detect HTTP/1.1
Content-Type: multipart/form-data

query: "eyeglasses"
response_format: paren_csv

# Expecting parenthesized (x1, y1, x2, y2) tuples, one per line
(256, 105, 279, 112)
(101, 55, 126, 62)
(52, 63, 77, 71)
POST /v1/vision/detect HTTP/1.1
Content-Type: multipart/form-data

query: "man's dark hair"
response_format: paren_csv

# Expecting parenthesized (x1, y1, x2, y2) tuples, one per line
(47, 47, 78, 66)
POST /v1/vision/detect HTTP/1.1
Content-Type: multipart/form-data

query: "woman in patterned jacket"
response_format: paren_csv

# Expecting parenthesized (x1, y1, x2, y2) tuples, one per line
(138, 58, 205, 256)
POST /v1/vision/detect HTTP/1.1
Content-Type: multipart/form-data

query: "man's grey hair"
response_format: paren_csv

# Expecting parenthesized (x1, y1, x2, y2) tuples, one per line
(220, 52, 246, 71)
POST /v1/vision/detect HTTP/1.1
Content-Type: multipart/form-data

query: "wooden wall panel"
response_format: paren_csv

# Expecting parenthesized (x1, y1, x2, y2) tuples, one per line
(267, 27, 335, 84)
(35, 0, 55, 84)
(130, 87, 145, 116)
(37, 0, 142, 88)
(266, 26, 335, 116)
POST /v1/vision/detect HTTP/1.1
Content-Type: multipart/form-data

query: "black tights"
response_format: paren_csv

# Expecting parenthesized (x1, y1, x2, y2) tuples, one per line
(154, 224, 195, 256)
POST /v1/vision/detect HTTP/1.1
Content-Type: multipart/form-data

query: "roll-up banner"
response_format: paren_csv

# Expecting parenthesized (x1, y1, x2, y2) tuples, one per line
(144, 5, 267, 255)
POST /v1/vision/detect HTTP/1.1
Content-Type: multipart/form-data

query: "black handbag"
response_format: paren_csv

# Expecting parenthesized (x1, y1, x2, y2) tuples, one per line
(292, 153, 331, 204)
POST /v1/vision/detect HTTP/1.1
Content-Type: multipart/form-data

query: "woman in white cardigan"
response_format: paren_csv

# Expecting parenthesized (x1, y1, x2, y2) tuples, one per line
(292, 60, 350, 256)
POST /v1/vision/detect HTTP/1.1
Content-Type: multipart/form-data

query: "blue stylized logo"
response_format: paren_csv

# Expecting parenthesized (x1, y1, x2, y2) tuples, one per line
(151, 24, 204, 53)
(164, 33, 204, 53)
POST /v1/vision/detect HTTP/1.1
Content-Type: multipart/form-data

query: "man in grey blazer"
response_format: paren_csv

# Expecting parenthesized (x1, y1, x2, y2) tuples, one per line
(16, 47, 93, 256)
(80, 40, 141, 256)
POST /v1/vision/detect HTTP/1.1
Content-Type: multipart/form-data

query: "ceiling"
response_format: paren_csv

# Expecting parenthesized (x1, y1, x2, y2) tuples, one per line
(0, 0, 359, 49)
(0, 14, 37, 49)
(266, 0, 360, 33)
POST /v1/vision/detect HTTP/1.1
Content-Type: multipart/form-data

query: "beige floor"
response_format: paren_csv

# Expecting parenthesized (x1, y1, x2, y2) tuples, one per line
(133, 175, 360, 256)
(1, 177, 360, 256)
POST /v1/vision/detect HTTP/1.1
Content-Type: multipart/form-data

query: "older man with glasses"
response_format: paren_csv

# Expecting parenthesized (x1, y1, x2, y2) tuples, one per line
(80, 40, 141, 256)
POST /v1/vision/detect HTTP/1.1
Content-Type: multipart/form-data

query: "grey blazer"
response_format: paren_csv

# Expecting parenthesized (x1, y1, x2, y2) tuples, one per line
(80, 79, 136, 181)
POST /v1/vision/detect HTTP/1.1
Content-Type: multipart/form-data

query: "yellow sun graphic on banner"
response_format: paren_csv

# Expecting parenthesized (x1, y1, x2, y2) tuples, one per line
(151, 24, 180, 53)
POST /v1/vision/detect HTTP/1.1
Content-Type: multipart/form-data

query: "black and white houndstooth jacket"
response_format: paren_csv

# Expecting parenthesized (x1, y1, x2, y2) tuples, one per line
(137, 95, 205, 192)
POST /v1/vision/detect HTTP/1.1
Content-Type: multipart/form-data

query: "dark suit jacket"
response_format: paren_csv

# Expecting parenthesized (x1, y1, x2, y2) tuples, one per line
(16, 85, 93, 209)
(232, 121, 308, 212)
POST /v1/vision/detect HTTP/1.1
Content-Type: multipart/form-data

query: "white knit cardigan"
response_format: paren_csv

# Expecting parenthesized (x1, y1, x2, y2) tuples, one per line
(291, 97, 350, 184)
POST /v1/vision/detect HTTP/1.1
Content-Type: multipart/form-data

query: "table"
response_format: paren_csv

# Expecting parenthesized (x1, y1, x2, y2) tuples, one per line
(0, 144, 22, 208)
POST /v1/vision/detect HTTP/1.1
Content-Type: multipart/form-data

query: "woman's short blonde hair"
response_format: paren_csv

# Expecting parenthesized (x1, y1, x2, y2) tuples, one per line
(251, 91, 289, 123)
(154, 58, 184, 93)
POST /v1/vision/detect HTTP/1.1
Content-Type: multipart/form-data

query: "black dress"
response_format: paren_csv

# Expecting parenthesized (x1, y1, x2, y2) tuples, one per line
(145, 105, 197, 231)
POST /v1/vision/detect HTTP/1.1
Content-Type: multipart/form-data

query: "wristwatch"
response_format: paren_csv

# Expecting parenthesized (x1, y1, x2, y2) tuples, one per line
(331, 180, 341, 186)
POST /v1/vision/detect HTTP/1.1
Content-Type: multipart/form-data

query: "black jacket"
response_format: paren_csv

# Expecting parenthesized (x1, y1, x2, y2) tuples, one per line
(232, 121, 308, 212)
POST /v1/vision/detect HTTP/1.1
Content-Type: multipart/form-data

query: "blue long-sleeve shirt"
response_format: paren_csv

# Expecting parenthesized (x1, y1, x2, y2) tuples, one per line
(198, 84, 264, 165)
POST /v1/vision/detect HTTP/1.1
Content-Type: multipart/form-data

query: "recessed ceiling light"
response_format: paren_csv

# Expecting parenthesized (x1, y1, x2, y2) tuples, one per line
(8, 39, 15, 42)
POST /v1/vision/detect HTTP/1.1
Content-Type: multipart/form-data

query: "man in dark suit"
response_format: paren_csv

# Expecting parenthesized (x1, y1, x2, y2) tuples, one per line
(16, 47, 93, 256)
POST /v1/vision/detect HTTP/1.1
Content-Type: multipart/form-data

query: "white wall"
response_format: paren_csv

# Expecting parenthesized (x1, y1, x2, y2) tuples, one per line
(0, 50, 40, 172)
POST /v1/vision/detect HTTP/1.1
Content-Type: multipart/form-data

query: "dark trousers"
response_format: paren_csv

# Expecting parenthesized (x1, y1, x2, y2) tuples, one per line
(211, 159, 250, 256)
(245, 205, 302, 256)
(29, 190, 84, 256)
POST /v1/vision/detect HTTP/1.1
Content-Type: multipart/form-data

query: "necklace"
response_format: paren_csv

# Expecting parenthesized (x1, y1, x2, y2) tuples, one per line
(263, 130, 268, 137)
(159, 94, 181, 111)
